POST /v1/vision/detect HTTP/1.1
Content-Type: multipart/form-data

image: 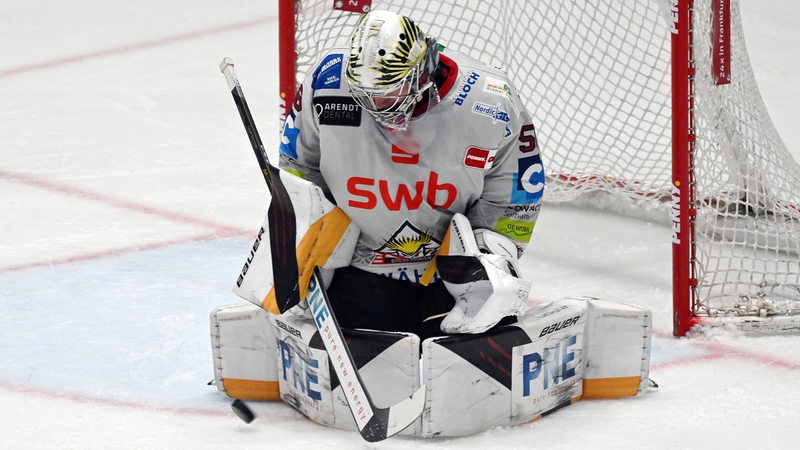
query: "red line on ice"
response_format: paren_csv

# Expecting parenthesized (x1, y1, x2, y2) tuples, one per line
(0, 380, 304, 422)
(701, 340, 800, 370)
(0, 170, 250, 235)
(0, 232, 242, 274)
(0, 170, 254, 273)
(650, 330, 800, 371)
(0, 16, 274, 270)
(0, 15, 276, 78)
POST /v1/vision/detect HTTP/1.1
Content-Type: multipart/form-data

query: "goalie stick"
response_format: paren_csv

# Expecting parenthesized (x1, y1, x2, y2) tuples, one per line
(219, 57, 426, 442)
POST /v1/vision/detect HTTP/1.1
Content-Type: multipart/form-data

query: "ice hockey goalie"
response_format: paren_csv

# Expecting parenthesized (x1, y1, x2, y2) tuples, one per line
(209, 145, 652, 437)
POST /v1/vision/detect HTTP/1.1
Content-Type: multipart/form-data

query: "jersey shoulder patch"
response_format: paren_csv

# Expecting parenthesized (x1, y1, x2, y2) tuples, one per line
(311, 52, 345, 90)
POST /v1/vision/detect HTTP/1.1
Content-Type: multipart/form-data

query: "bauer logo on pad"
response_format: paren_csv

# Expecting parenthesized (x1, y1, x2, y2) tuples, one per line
(464, 147, 497, 169)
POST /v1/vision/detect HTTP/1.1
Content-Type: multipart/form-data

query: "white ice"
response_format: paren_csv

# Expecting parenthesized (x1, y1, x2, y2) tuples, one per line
(2, 1, 800, 449)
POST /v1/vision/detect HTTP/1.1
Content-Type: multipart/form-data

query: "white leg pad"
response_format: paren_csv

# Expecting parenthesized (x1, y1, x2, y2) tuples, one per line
(271, 312, 422, 434)
(210, 303, 280, 400)
(421, 296, 652, 437)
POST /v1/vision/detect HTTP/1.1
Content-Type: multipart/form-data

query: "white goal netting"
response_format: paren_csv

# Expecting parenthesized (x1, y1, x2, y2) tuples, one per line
(286, 0, 800, 331)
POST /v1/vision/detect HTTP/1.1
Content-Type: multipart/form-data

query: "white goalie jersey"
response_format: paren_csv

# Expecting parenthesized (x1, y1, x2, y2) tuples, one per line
(279, 48, 544, 283)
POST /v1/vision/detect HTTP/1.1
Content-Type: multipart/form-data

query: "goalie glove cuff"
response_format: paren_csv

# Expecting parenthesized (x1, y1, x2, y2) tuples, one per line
(474, 228, 522, 276)
(437, 213, 531, 334)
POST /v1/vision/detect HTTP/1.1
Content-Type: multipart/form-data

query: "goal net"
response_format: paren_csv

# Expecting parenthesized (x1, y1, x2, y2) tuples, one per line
(278, 0, 800, 335)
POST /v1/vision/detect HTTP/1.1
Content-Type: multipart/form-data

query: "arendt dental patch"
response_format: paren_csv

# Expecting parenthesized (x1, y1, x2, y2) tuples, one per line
(313, 96, 362, 126)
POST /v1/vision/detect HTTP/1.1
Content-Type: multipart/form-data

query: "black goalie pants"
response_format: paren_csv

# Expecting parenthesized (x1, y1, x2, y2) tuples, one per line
(326, 265, 455, 341)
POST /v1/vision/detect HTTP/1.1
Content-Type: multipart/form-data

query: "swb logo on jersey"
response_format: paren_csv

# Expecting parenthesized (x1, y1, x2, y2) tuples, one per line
(347, 171, 457, 210)
(463, 147, 497, 170)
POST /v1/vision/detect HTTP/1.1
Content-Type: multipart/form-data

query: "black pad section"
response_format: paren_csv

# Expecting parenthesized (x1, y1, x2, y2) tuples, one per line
(310, 328, 409, 390)
(433, 325, 532, 390)
(436, 255, 488, 283)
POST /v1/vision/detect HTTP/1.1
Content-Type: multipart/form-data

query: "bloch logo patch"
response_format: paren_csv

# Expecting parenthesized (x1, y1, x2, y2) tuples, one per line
(454, 71, 480, 106)
(463, 146, 497, 169)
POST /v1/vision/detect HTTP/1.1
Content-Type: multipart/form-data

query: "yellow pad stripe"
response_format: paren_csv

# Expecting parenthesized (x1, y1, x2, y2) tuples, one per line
(419, 220, 455, 286)
(582, 376, 641, 398)
(262, 207, 352, 314)
(419, 258, 437, 286)
(221, 378, 281, 401)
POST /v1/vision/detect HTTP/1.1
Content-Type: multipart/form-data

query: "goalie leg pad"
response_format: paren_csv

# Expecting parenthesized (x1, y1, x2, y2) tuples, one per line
(421, 296, 652, 437)
(211, 303, 422, 434)
(210, 303, 281, 401)
(270, 313, 422, 434)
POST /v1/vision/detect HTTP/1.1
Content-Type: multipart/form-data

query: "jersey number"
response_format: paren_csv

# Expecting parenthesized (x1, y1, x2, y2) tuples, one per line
(518, 123, 537, 153)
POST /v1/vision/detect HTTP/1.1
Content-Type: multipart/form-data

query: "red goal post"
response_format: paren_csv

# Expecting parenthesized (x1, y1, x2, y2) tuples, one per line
(277, 0, 800, 336)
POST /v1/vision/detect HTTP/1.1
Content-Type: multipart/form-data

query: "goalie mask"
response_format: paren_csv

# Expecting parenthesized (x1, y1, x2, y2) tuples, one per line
(345, 10, 439, 131)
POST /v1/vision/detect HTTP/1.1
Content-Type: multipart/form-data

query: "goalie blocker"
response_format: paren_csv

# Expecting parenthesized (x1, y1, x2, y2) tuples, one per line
(210, 296, 652, 437)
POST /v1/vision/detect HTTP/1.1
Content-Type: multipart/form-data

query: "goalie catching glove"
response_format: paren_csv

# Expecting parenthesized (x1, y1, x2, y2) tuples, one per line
(437, 213, 531, 334)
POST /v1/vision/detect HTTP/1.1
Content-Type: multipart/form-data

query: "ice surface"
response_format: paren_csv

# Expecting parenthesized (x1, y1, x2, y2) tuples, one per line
(2, 1, 800, 448)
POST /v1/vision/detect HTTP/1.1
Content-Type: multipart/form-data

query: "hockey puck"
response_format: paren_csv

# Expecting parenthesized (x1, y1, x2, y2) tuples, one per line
(231, 399, 256, 423)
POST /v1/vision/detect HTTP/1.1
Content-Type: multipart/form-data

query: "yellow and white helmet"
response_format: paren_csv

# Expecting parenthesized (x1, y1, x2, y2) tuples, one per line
(345, 10, 439, 130)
